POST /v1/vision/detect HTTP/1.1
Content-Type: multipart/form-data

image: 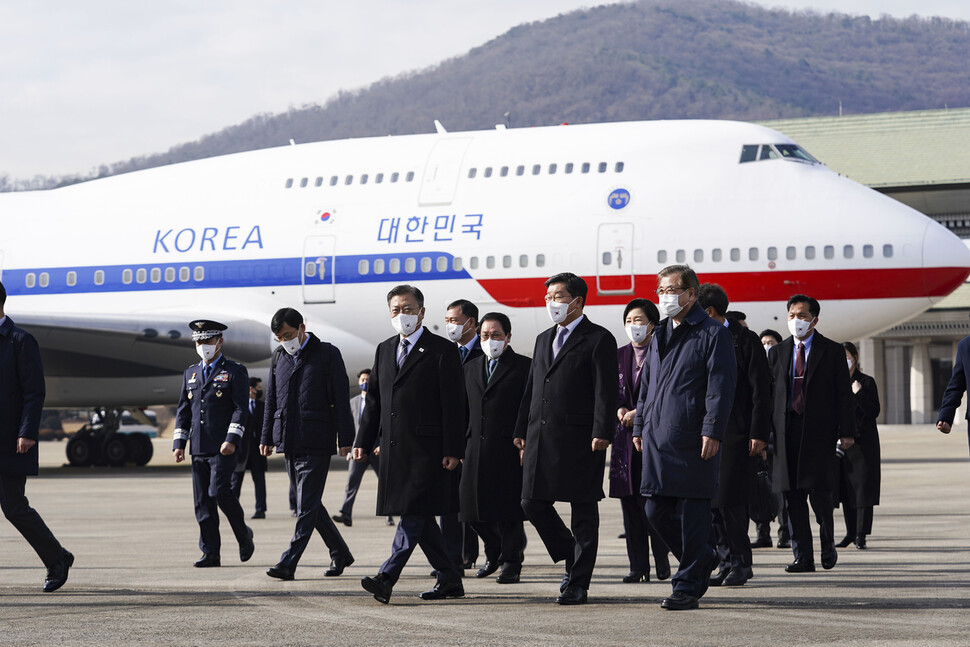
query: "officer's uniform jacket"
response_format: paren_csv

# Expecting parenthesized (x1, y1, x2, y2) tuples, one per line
(173, 355, 249, 455)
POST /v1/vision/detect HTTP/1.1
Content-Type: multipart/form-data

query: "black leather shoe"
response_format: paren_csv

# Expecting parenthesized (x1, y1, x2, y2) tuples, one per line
(855, 535, 867, 549)
(332, 512, 352, 527)
(251, 511, 266, 519)
(708, 568, 731, 587)
(194, 553, 221, 568)
(722, 568, 749, 586)
(325, 553, 355, 576)
(462, 559, 475, 570)
(622, 570, 649, 583)
(836, 535, 854, 548)
(785, 559, 816, 573)
(43, 550, 74, 593)
(821, 549, 838, 570)
(777, 535, 791, 549)
(496, 567, 521, 584)
(476, 561, 499, 578)
(656, 563, 671, 581)
(556, 586, 588, 605)
(750, 534, 773, 549)
(239, 527, 255, 562)
(267, 564, 295, 580)
(386, 516, 395, 526)
(362, 573, 393, 604)
(420, 581, 465, 600)
(661, 590, 698, 610)
(430, 570, 439, 578)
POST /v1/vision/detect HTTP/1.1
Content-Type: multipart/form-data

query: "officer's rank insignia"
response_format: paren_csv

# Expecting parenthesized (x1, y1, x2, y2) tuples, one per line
(216, 389, 224, 397)
(189, 372, 197, 384)
(187, 391, 193, 400)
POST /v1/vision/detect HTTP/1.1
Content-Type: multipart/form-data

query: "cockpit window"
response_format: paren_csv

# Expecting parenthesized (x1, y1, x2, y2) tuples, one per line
(739, 143, 819, 164)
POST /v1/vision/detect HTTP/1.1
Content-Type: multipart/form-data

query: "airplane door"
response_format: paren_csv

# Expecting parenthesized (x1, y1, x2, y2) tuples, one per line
(302, 236, 335, 304)
(596, 223, 634, 295)
(419, 138, 472, 206)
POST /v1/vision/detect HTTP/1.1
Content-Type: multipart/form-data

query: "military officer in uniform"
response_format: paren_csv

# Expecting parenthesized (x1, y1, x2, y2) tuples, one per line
(173, 320, 255, 568)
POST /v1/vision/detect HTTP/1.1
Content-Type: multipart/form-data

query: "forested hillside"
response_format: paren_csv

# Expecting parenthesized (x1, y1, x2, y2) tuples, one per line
(5, 0, 970, 191)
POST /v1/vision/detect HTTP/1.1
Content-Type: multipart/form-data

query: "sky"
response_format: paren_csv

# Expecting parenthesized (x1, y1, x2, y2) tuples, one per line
(2, 0, 969, 178)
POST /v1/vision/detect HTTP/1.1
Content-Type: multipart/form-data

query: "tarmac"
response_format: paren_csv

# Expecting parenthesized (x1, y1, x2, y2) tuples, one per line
(2, 424, 969, 646)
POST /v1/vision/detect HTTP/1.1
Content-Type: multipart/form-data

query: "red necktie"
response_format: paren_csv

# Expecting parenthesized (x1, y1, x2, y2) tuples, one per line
(792, 342, 805, 415)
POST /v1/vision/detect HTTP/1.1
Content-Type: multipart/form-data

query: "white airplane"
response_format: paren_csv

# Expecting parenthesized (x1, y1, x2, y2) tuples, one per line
(1, 119, 967, 412)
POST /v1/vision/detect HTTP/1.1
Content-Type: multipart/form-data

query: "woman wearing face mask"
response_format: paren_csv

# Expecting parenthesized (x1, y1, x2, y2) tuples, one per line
(836, 342, 881, 550)
(610, 298, 671, 582)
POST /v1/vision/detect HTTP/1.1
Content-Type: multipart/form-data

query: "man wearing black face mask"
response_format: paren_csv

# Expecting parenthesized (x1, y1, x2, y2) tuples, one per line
(231, 378, 268, 519)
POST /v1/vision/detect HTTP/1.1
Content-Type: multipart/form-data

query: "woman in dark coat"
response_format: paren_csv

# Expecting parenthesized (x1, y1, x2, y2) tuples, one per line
(609, 299, 670, 582)
(837, 342, 881, 549)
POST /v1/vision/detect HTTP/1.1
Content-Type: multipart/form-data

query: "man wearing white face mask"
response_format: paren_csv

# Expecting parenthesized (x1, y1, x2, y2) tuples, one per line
(514, 272, 618, 605)
(354, 285, 466, 604)
(173, 319, 253, 568)
(768, 294, 855, 575)
(459, 312, 531, 584)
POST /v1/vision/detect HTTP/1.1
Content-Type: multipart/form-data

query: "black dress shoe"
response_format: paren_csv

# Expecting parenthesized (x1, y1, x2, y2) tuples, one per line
(496, 567, 521, 584)
(386, 516, 395, 526)
(420, 580, 465, 600)
(777, 535, 791, 549)
(251, 511, 266, 519)
(430, 570, 439, 578)
(821, 549, 838, 570)
(476, 561, 499, 578)
(325, 553, 355, 576)
(836, 535, 854, 548)
(267, 564, 295, 580)
(750, 535, 773, 549)
(362, 573, 393, 604)
(785, 559, 816, 573)
(194, 554, 221, 568)
(239, 527, 255, 562)
(43, 550, 74, 593)
(722, 568, 749, 586)
(656, 563, 671, 581)
(331, 512, 352, 527)
(622, 570, 649, 583)
(855, 535, 867, 549)
(661, 590, 698, 610)
(556, 586, 588, 605)
(708, 568, 731, 587)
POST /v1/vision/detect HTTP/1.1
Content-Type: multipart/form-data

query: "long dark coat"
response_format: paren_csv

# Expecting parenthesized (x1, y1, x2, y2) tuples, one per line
(354, 327, 465, 516)
(768, 330, 854, 493)
(235, 399, 268, 474)
(713, 319, 772, 508)
(635, 303, 737, 500)
(0, 317, 45, 477)
(514, 316, 618, 502)
(839, 370, 881, 508)
(609, 342, 646, 499)
(459, 346, 530, 522)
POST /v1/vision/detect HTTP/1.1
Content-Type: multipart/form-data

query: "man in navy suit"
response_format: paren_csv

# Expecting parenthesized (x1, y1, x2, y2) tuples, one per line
(231, 377, 268, 519)
(514, 273, 618, 605)
(938, 332, 970, 443)
(354, 285, 466, 604)
(0, 280, 73, 592)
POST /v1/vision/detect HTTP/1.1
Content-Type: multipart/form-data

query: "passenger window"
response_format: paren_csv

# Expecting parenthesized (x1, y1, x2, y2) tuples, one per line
(598, 162, 607, 173)
(420, 257, 432, 272)
(749, 248, 759, 261)
(582, 162, 591, 174)
(767, 247, 777, 261)
(883, 244, 893, 258)
(730, 248, 740, 261)
(25, 273, 36, 288)
(603, 252, 612, 266)
(345, 175, 353, 186)
(486, 256, 495, 269)
(453, 257, 463, 272)
(549, 164, 557, 174)
(824, 245, 834, 259)
(615, 162, 624, 173)
(305, 262, 317, 278)
(519, 254, 528, 268)
(468, 168, 477, 179)
(712, 248, 722, 262)
(374, 259, 385, 274)
(389, 258, 401, 274)
(391, 172, 399, 183)
(786, 246, 796, 260)
(136, 268, 147, 284)
(376, 173, 384, 184)
(122, 269, 132, 284)
(565, 163, 574, 174)
(66, 271, 77, 287)
(300, 178, 308, 188)
(844, 245, 854, 259)
(436, 257, 447, 272)
(180, 267, 190, 282)
(484, 167, 493, 178)
(194, 266, 204, 281)
(469, 257, 479, 270)
(361, 174, 369, 185)
(39, 272, 50, 288)
(330, 176, 339, 186)
(516, 166, 524, 176)
(805, 246, 816, 260)
(150, 268, 161, 283)
(694, 249, 703, 263)
(285, 178, 293, 189)
(500, 166, 509, 177)
(95, 270, 105, 286)
(657, 250, 668, 264)
(406, 171, 415, 182)
(532, 164, 541, 175)
(676, 249, 686, 263)
(536, 254, 546, 267)
(358, 260, 369, 275)
(405, 258, 416, 273)
(315, 177, 323, 187)
(503, 255, 512, 268)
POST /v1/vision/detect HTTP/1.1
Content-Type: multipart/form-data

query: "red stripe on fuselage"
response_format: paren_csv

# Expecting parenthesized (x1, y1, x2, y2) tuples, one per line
(477, 267, 970, 307)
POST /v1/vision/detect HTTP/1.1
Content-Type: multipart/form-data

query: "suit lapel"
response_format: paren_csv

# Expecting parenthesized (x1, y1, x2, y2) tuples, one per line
(804, 332, 824, 386)
(484, 349, 513, 393)
(547, 319, 586, 374)
(395, 333, 429, 383)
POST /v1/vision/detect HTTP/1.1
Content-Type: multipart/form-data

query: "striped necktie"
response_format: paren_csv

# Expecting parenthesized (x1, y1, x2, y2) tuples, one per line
(397, 338, 410, 370)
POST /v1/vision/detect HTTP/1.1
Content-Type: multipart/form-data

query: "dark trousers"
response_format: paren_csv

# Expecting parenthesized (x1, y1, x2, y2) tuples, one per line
(645, 496, 715, 598)
(521, 498, 598, 590)
(620, 493, 670, 576)
(381, 514, 461, 585)
(230, 465, 267, 514)
(785, 488, 835, 561)
(439, 514, 480, 567)
(841, 504, 873, 538)
(191, 454, 250, 555)
(339, 453, 380, 518)
(279, 454, 352, 570)
(0, 474, 63, 568)
(470, 520, 527, 567)
(713, 505, 752, 571)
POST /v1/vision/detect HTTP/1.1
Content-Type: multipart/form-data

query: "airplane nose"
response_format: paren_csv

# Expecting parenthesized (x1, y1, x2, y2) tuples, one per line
(923, 219, 970, 304)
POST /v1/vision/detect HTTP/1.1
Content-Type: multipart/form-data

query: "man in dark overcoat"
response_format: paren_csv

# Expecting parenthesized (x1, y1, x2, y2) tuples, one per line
(260, 308, 355, 580)
(353, 285, 466, 604)
(460, 312, 530, 583)
(696, 284, 771, 587)
(231, 377, 268, 518)
(514, 273, 618, 606)
(769, 294, 855, 573)
(0, 280, 73, 592)
(634, 266, 736, 611)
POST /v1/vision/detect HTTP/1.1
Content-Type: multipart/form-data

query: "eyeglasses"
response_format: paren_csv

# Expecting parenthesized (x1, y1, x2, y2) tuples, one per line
(655, 286, 686, 296)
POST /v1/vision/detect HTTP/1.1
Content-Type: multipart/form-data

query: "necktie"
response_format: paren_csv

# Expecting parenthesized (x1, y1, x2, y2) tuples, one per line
(203, 364, 210, 383)
(553, 326, 568, 359)
(397, 338, 410, 370)
(459, 346, 469, 363)
(792, 342, 806, 414)
(487, 359, 498, 382)
(249, 399, 255, 415)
